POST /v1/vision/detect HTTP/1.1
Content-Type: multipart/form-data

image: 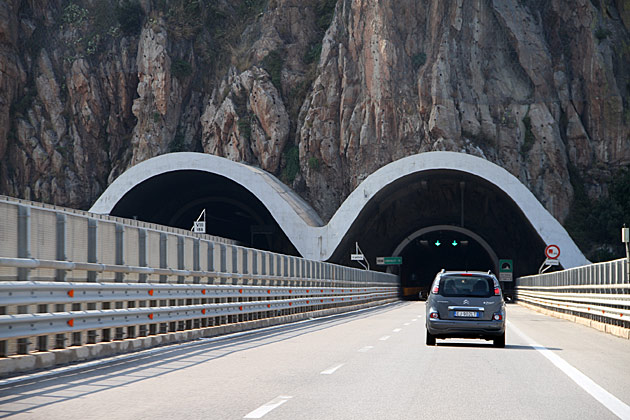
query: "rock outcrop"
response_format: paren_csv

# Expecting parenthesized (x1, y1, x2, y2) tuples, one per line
(0, 0, 628, 225)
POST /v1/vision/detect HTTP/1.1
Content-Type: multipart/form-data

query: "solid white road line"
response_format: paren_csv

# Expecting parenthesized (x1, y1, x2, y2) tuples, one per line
(379, 336, 391, 341)
(508, 321, 630, 420)
(358, 346, 374, 353)
(393, 328, 402, 333)
(320, 364, 345, 375)
(244, 396, 293, 419)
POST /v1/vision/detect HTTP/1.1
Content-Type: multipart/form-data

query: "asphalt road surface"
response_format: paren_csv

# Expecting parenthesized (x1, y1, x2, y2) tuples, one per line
(1, 302, 629, 420)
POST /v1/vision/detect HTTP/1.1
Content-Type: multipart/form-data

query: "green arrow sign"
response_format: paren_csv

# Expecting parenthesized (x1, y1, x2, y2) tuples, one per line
(435, 240, 441, 246)
(452, 240, 458, 246)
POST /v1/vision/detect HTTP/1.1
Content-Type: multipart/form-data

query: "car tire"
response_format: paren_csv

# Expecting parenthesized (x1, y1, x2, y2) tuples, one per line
(426, 330, 436, 346)
(493, 333, 505, 348)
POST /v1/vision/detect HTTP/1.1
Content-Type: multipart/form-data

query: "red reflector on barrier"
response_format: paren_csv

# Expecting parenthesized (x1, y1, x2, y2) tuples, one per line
(320, 299, 324, 303)
(306, 300, 310, 304)
(148, 289, 154, 296)
(267, 290, 271, 294)
(267, 304, 271, 308)
(201, 289, 206, 295)
(67, 319, 74, 327)
(202, 309, 206, 314)
(67, 290, 74, 298)
(306, 290, 309, 293)
(148, 314, 153, 320)
(239, 289, 243, 294)
(289, 290, 292, 293)
(239, 306, 243, 311)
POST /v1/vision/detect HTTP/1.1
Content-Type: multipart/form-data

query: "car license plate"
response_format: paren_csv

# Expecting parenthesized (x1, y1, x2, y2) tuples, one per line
(454, 311, 478, 318)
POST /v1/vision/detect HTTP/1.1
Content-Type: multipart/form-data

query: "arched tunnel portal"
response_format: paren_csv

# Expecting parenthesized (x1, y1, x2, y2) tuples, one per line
(328, 170, 547, 298)
(109, 170, 299, 254)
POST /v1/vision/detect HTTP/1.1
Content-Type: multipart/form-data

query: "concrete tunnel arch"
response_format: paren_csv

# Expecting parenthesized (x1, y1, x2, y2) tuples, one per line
(90, 151, 589, 269)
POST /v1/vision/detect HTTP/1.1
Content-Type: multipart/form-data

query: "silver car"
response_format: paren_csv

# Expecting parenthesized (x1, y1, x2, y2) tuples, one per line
(425, 270, 505, 347)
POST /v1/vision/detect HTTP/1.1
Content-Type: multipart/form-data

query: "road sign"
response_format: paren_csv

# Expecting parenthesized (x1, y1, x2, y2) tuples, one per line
(376, 256, 402, 265)
(499, 259, 513, 273)
(499, 259, 513, 282)
(545, 244, 560, 259)
(544, 258, 560, 266)
(351, 254, 364, 261)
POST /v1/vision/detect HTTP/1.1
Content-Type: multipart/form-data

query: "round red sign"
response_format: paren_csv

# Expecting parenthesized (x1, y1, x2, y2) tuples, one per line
(545, 244, 560, 259)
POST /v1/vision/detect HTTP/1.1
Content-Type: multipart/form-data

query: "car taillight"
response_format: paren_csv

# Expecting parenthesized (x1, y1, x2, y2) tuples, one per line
(494, 287, 501, 296)
(429, 311, 439, 319)
(432, 284, 439, 294)
(493, 313, 503, 321)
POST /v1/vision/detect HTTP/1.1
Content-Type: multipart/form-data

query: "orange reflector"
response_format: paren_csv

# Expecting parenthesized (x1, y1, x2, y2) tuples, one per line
(148, 313, 154, 320)
(202, 309, 206, 314)
(67, 319, 74, 327)
(267, 290, 271, 294)
(148, 289, 154, 296)
(201, 289, 206, 295)
(67, 290, 74, 298)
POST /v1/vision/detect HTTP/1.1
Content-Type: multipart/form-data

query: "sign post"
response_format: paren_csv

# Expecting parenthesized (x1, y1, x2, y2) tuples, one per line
(351, 242, 369, 270)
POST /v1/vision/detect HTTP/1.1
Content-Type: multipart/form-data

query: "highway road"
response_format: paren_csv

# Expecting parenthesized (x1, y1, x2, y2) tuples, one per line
(1, 302, 630, 419)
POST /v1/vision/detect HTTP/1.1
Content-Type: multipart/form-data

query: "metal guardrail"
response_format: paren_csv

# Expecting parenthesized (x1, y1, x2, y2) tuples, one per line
(515, 258, 630, 326)
(0, 196, 400, 364)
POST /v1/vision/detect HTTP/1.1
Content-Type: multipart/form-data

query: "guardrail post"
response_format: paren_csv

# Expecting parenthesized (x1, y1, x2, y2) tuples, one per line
(87, 219, 98, 282)
(159, 233, 167, 283)
(139, 229, 147, 283)
(177, 236, 185, 284)
(220, 244, 227, 284)
(193, 238, 200, 284)
(207, 241, 214, 283)
(56, 213, 67, 282)
(17, 205, 31, 281)
(115, 224, 125, 282)
(231, 246, 238, 285)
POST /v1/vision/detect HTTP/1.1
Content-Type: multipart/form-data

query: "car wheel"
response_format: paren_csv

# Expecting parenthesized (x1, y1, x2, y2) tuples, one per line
(493, 332, 505, 348)
(426, 330, 436, 346)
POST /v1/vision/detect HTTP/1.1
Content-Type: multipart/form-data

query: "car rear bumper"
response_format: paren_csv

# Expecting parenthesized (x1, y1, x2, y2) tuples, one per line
(427, 318, 505, 338)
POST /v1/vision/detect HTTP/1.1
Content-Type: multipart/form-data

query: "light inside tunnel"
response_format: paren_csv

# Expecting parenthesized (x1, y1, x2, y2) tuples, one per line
(109, 170, 298, 254)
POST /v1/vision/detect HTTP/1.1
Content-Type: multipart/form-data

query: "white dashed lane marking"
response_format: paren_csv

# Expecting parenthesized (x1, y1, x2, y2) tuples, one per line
(320, 364, 345, 375)
(379, 336, 391, 341)
(393, 328, 402, 333)
(358, 346, 374, 353)
(244, 396, 293, 419)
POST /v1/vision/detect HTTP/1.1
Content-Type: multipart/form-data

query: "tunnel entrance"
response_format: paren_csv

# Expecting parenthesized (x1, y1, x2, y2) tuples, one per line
(397, 227, 496, 299)
(329, 169, 548, 297)
(109, 170, 298, 254)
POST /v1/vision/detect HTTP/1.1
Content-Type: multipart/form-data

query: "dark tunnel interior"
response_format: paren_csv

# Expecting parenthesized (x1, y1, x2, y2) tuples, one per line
(109, 170, 298, 255)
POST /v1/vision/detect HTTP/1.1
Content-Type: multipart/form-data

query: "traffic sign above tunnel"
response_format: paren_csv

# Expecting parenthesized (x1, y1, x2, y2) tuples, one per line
(90, 152, 589, 271)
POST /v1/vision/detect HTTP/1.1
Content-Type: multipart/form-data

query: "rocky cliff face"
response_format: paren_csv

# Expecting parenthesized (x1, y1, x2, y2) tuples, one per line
(1, 0, 629, 225)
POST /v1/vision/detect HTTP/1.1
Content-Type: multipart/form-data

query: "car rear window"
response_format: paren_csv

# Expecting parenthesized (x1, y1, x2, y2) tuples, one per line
(439, 276, 494, 297)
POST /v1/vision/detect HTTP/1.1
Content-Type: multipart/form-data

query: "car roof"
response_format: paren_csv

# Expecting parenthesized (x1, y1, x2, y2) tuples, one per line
(439, 270, 496, 277)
